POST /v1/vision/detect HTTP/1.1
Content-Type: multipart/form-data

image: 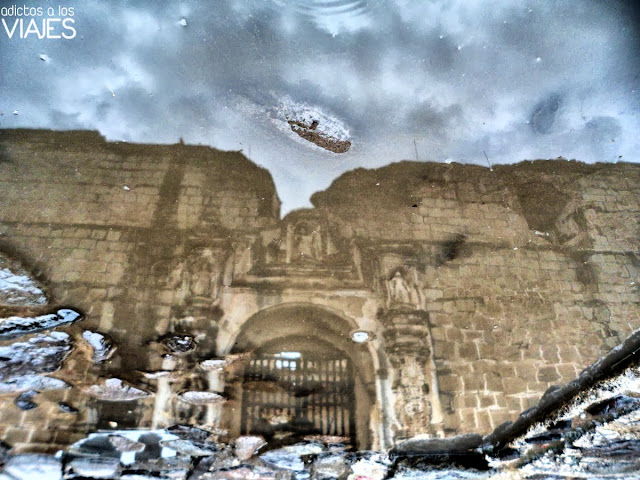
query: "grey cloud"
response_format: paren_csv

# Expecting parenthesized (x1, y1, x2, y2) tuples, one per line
(1, 0, 638, 212)
(407, 103, 463, 135)
(531, 94, 562, 134)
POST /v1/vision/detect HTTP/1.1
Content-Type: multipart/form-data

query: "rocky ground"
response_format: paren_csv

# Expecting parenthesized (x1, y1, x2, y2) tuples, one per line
(0, 358, 638, 479)
(2, 253, 640, 479)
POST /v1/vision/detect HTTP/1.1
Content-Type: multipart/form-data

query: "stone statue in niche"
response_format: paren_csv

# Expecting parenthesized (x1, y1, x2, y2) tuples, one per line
(292, 222, 324, 262)
(389, 271, 412, 305)
(311, 229, 323, 260)
(350, 239, 364, 281)
(184, 247, 223, 303)
(387, 268, 422, 308)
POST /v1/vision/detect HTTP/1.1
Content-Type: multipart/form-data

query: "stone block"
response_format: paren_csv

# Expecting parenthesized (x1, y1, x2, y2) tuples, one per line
(475, 410, 492, 433)
(3, 427, 30, 445)
(489, 409, 512, 429)
(445, 327, 463, 342)
(484, 372, 502, 391)
(515, 361, 538, 380)
(505, 395, 522, 412)
(433, 341, 456, 358)
(456, 394, 478, 409)
(29, 429, 55, 444)
(479, 395, 496, 408)
(458, 408, 477, 430)
(458, 342, 479, 360)
(558, 345, 582, 363)
(423, 289, 444, 301)
(494, 394, 508, 408)
(556, 363, 579, 381)
(502, 376, 527, 394)
(438, 375, 462, 392)
(541, 345, 560, 363)
(462, 375, 484, 391)
(430, 327, 446, 341)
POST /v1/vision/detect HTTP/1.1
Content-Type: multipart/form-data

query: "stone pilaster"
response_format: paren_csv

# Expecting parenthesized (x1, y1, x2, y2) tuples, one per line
(382, 308, 433, 439)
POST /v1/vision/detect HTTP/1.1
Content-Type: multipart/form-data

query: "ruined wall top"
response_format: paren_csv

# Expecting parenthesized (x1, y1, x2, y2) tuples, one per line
(0, 128, 280, 231)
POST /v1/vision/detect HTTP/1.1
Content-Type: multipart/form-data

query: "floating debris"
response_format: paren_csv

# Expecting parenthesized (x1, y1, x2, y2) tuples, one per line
(310, 453, 350, 479)
(271, 96, 352, 153)
(0, 308, 82, 339)
(287, 117, 352, 153)
(82, 330, 117, 363)
(393, 433, 483, 456)
(166, 425, 214, 445)
(84, 378, 151, 401)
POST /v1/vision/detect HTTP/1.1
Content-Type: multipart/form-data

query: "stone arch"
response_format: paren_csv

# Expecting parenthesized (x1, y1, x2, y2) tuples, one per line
(223, 303, 379, 449)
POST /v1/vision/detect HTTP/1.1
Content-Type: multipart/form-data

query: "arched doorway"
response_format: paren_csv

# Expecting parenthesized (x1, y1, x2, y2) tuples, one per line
(241, 336, 356, 444)
(226, 304, 377, 449)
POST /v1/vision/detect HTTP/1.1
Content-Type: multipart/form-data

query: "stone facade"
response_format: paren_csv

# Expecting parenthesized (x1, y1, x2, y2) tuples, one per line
(0, 129, 638, 452)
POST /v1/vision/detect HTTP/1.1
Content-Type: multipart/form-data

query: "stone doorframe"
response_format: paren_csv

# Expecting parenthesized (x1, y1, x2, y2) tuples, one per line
(216, 301, 395, 450)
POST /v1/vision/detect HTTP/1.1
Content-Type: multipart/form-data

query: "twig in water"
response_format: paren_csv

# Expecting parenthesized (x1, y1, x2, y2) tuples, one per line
(483, 151, 493, 171)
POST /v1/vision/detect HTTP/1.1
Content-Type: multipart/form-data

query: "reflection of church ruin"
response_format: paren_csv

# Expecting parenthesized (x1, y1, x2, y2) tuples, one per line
(0, 129, 639, 452)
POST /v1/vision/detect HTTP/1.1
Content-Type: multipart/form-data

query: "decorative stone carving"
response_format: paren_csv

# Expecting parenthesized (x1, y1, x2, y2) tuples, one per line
(284, 214, 334, 264)
(389, 271, 412, 305)
(174, 246, 233, 314)
(386, 268, 422, 309)
(350, 239, 364, 282)
(292, 222, 323, 262)
(186, 248, 223, 300)
(382, 309, 433, 438)
(553, 199, 589, 247)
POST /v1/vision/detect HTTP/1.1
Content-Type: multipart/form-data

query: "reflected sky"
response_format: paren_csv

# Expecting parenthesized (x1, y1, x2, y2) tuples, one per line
(1, 0, 639, 212)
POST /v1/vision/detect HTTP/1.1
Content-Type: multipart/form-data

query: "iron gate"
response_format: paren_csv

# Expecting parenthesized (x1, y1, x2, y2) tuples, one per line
(241, 351, 356, 443)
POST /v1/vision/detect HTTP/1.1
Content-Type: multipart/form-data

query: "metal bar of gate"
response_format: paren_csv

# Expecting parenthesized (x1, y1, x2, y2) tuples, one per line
(241, 352, 354, 442)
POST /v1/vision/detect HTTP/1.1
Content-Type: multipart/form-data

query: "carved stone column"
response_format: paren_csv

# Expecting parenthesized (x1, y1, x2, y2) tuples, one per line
(382, 308, 433, 439)
(199, 360, 226, 430)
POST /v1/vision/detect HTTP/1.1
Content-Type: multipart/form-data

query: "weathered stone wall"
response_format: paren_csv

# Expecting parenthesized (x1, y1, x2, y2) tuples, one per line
(0, 129, 639, 451)
(0, 129, 281, 451)
(0, 129, 278, 354)
(312, 160, 640, 434)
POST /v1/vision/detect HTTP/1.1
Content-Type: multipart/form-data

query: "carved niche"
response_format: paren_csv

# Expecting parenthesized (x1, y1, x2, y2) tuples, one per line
(182, 246, 235, 305)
